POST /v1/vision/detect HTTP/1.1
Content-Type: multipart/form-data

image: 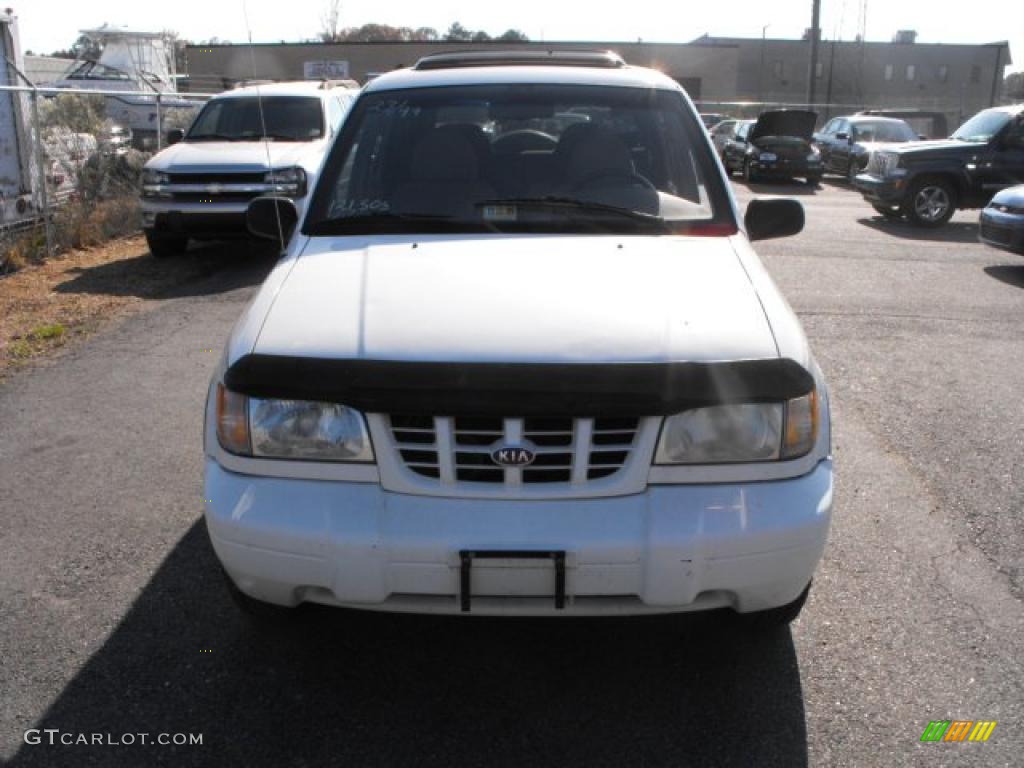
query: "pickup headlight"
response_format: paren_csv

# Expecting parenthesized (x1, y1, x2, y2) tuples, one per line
(265, 167, 307, 198)
(141, 169, 170, 198)
(216, 384, 372, 461)
(655, 390, 818, 464)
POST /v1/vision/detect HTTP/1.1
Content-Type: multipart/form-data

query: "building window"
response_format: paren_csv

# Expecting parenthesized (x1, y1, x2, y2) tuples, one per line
(906, 64, 915, 81)
(938, 65, 948, 82)
(773, 60, 785, 79)
(884, 64, 894, 81)
(815, 62, 823, 78)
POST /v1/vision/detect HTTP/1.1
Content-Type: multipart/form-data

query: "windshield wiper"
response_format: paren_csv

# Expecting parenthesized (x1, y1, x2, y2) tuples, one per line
(186, 133, 246, 142)
(476, 197, 665, 224)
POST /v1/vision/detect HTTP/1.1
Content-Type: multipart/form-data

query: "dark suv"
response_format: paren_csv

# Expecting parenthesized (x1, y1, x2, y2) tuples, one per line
(853, 105, 1024, 227)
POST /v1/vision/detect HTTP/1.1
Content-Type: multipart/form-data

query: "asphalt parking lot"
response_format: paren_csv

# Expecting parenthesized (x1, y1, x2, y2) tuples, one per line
(1, 178, 1023, 767)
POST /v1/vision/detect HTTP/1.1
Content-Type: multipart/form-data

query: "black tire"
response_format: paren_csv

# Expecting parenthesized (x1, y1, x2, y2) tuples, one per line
(806, 175, 822, 187)
(743, 158, 757, 183)
(871, 204, 903, 220)
(221, 567, 295, 625)
(145, 232, 188, 259)
(904, 177, 957, 227)
(734, 582, 811, 631)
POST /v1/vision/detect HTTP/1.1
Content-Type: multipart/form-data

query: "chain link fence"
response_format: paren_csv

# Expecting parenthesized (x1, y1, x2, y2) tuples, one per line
(1, 86, 212, 272)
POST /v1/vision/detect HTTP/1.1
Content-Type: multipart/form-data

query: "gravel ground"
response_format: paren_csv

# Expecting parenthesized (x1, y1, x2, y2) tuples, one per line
(1, 179, 1022, 767)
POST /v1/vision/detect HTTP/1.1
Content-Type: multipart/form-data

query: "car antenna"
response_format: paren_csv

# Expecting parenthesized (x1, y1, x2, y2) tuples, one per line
(242, 0, 286, 250)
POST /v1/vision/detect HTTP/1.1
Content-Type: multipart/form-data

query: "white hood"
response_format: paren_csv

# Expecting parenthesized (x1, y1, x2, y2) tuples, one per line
(147, 140, 325, 173)
(250, 235, 779, 364)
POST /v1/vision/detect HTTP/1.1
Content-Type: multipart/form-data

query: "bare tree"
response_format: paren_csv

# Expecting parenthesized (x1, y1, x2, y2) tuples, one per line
(320, 0, 342, 43)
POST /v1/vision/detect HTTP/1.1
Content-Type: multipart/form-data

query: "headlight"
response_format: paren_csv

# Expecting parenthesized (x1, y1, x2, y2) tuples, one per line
(265, 167, 307, 198)
(759, 152, 777, 162)
(655, 390, 818, 464)
(141, 168, 170, 198)
(215, 384, 372, 461)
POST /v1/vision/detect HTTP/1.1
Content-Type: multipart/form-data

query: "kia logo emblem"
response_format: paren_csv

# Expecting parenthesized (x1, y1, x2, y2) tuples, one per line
(490, 447, 535, 467)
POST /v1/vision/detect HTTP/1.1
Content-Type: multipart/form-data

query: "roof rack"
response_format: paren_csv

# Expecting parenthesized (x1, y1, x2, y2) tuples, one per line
(414, 50, 627, 71)
(319, 79, 360, 89)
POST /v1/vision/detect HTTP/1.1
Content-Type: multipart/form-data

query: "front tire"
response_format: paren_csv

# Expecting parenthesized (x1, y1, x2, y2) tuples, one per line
(743, 158, 757, 183)
(806, 175, 822, 187)
(872, 204, 903, 220)
(222, 567, 295, 625)
(904, 177, 957, 227)
(145, 232, 188, 259)
(734, 582, 811, 631)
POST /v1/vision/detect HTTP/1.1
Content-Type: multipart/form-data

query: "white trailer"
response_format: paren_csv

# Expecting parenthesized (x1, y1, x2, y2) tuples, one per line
(0, 9, 38, 230)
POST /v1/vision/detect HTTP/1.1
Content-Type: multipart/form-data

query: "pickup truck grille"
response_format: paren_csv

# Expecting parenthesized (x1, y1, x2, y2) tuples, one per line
(164, 172, 272, 203)
(865, 152, 895, 177)
(388, 415, 640, 486)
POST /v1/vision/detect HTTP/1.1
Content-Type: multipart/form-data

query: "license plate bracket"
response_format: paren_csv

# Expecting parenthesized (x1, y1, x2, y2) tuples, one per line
(459, 550, 566, 612)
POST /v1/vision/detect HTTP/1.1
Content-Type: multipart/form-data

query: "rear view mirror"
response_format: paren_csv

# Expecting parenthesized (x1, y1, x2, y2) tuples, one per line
(246, 197, 299, 247)
(745, 198, 805, 242)
(166, 128, 184, 145)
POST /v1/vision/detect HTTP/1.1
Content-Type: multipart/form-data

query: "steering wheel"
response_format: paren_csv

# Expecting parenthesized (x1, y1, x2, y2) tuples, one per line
(491, 129, 558, 155)
(569, 170, 657, 195)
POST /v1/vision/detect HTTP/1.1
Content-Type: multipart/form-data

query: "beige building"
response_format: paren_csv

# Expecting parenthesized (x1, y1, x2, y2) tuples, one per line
(183, 39, 740, 101)
(184, 37, 1012, 127)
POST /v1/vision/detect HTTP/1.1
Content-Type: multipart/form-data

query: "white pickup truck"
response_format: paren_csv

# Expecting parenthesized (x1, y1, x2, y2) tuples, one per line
(140, 80, 358, 257)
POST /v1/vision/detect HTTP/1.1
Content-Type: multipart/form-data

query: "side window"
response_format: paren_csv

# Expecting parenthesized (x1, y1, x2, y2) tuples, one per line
(1005, 117, 1024, 147)
(821, 119, 837, 135)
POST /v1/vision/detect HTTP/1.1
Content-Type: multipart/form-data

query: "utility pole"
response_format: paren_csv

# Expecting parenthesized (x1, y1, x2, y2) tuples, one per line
(808, 0, 821, 108)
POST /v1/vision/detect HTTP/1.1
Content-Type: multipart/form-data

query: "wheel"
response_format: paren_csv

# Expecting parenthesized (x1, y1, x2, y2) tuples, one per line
(743, 158, 757, 183)
(221, 567, 295, 625)
(904, 177, 956, 227)
(146, 231, 188, 258)
(734, 582, 811, 631)
(721, 153, 733, 177)
(806, 175, 822, 187)
(871, 204, 903, 219)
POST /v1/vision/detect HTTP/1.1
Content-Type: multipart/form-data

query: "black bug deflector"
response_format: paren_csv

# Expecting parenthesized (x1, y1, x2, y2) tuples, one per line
(223, 357, 815, 417)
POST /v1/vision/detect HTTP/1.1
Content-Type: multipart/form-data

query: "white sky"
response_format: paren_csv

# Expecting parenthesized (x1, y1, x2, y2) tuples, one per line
(15, 0, 1024, 73)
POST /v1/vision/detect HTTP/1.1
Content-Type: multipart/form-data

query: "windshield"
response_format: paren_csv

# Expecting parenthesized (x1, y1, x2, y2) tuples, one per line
(951, 110, 1011, 143)
(186, 96, 324, 142)
(305, 84, 733, 236)
(853, 120, 916, 142)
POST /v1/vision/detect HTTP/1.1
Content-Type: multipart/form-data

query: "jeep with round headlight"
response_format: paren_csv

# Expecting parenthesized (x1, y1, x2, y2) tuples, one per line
(204, 50, 833, 628)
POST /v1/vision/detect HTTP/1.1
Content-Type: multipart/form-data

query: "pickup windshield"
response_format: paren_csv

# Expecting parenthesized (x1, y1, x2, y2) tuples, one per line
(187, 96, 324, 142)
(306, 84, 733, 235)
(951, 110, 1011, 143)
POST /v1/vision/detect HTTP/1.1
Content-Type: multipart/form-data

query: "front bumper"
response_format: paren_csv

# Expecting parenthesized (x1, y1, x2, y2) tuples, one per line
(204, 458, 833, 616)
(142, 199, 251, 239)
(854, 173, 907, 206)
(979, 208, 1024, 256)
(751, 158, 822, 178)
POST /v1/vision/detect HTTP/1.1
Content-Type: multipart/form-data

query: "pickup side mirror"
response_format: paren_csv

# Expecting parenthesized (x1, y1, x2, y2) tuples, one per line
(835, 131, 849, 141)
(745, 198, 805, 242)
(246, 197, 299, 247)
(734, 135, 747, 144)
(166, 128, 184, 146)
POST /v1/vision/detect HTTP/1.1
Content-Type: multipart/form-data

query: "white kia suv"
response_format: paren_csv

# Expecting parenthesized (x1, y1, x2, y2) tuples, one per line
(203, 50, 833, 626)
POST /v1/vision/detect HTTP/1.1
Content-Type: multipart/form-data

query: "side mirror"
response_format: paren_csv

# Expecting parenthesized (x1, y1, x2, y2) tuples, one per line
(745, 198, 805, 242)
(166, 128, 184, 146)
(246, 197, 299, 247)
(735, 135, 747, 144)
(835, 131, 849, 141)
